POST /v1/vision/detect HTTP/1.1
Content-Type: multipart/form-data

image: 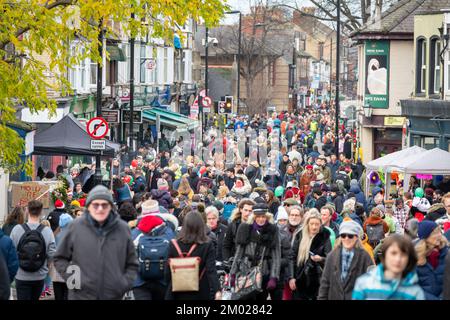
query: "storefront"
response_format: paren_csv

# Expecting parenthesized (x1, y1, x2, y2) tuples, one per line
(401, 99, 450, 152)
(361, 115, 404, 162)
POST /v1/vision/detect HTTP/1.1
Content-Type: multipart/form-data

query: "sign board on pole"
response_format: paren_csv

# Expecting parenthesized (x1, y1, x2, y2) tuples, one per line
(190, 96, 199, 116)
(202, 96, 212, 113)
(365, 40, 389, 109)
(91, 140, 106, 150)
(101, 110, 120, 123)
(87, 117, 109, 139)
(121, 110, 143, 124)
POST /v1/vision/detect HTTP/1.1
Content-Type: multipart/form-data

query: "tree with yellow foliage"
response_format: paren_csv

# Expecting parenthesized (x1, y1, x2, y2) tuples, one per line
(0, 0, 228, 174)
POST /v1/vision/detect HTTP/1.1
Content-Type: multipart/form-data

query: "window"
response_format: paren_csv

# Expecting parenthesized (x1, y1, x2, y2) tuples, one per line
(429, 37, 441, 94)
(448, 51, 450, 91)
(163, 47, 168, 83)
(319, 42, 324, 60)
(416, 38, 426, 93)
(268, 61, 275, 86)
(80, 49, 86, 89)
(140, 44, 155, 84)
(90, 58, 97, 85)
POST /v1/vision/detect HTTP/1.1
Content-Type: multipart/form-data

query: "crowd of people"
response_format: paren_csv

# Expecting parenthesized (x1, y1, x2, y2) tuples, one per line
(1, 105, 450, 301)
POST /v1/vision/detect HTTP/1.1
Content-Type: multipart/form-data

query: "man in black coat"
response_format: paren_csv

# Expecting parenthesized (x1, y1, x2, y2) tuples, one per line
(224, 168, 236, 191)
(313, 188, 328, 211)
(206, 206, 228, 263)
(145, 162, 162, 191)
(0, 253, 10, 300)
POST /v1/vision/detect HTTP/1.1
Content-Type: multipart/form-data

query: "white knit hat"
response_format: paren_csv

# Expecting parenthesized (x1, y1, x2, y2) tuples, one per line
(276, 206, 288, 221)
(141, 200, 160, 215)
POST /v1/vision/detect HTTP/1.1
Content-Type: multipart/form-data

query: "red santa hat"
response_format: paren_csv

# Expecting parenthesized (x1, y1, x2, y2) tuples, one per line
(54, 199, 65, 209)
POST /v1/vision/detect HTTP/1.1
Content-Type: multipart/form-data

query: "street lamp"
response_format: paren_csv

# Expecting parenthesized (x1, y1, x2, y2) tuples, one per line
(225, 11, 242, 113)
(363, 104, 372, 118)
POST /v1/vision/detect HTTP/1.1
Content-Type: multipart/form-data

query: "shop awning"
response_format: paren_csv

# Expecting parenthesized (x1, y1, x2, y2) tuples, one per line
(106, 45, 126, 61)
(142, 110, 188, 129)
(143, 107, 199, 130)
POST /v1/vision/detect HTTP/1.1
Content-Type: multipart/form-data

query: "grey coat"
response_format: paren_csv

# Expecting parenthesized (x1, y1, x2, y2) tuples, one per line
(54, 212, 138, 300)
(318, 246, 374, 300)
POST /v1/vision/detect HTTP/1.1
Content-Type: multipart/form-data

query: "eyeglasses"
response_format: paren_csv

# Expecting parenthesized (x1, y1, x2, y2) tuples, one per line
(91, 202, 111, 210)
(340, 234, 356, 239)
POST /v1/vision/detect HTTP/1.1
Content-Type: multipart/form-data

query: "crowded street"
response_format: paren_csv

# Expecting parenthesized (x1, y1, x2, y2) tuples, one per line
(1, 0, 450, 306)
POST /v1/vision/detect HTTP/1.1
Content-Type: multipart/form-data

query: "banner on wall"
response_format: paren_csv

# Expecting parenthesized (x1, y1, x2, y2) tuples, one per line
(365, 40, 389, 109)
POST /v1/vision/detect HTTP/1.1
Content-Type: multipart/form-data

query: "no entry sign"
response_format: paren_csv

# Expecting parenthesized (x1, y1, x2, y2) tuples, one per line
(87, 117, 109, 139)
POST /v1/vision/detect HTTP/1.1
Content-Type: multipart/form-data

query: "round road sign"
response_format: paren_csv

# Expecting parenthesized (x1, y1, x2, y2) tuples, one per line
(202, 96, 212, 108)
(87, 117, 109, 140)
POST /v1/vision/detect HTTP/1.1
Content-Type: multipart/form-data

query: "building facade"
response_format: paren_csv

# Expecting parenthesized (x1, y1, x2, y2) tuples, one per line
(401, 11, 450, 152)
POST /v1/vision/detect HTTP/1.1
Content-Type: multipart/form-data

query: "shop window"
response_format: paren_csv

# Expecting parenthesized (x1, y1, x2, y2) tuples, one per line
(423, 136, 439, 150)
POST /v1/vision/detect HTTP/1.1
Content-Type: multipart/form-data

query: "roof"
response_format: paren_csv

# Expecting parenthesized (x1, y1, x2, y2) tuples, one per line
(352, 0, 450, 38)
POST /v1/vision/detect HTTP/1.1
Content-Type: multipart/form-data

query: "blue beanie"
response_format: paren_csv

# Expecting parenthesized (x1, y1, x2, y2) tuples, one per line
(181, 166, 188, 175)
(372, 186, 382, 197)
(59, 213, 73, 229)
(418, 220, 438, 240)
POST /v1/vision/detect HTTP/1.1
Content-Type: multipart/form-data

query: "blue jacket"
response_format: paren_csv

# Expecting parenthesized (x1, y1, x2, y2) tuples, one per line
(348, 213, 363, 227)
(115, 184, 132, 203)
(328, 161, 340, 181)
(349, 185, 367, 211)
(416, 246, 448, 300)
(0, 229, 19, 283)
(352, 264, 425, 300)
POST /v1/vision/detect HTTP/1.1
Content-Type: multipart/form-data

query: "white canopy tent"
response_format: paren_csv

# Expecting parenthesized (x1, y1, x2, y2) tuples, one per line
(366, 146, 426, 171)
(390, 148, 450, 175)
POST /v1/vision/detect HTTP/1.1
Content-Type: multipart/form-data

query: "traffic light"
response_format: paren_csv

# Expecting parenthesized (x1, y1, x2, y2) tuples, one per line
(225, 96, 233, 113)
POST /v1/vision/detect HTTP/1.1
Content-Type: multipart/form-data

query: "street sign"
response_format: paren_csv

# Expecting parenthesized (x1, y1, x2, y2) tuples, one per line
(146, 59, 156, 70)
(121, 110, 143, 124)
(202, 96, 212, 108)
(202, 96, 212, 113)
(101, 110, 120, 123)
(199, 89, 207, 97)
(191, 96, 199, 115)
(91, 140, 106, 150)
(87, 117, 109, 140)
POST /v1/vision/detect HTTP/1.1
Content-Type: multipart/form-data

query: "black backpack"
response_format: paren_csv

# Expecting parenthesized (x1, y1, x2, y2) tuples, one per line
(17, 224, 47, 272)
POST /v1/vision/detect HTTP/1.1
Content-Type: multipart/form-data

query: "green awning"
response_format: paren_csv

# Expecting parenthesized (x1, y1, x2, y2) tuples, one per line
(143, 108, 199, 130)
(142, 110, 190, 129)
(106, 45, 126, 61)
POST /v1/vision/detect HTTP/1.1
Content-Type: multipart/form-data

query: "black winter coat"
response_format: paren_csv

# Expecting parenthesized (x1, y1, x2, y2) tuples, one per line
(314, 196, 328, 211)
(230, 222, 281, 280)
(165, 240, 219, 300)
(318, 247, 374, 300)
(212, 224, 228, 263)
(278, 225, 293, 282)
(222, 220, 241, 261)
(290, 227, 332, 300)
(146, 169, 162, 191)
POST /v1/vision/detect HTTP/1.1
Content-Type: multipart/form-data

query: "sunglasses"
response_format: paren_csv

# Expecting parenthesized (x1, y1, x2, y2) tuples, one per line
(340, 234, 356, 239)
(91, 203, 111, 210)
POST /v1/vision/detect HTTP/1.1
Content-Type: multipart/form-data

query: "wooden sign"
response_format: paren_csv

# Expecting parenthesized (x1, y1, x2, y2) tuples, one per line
(11, 182, 51, 208)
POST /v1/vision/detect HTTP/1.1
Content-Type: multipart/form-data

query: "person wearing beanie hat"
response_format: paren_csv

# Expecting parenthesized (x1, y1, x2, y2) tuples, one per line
(318, 218, 374, 300)
(47, 199, 68, 232)
(415, 220, 449, 300)
(150, 179, 173, 211)
(141, 199, 160, 215)
(276, 206, 288, 225)
(54, 184, 138, 300)
(230, 201, 282, 300)
(70, 200, 81, 208)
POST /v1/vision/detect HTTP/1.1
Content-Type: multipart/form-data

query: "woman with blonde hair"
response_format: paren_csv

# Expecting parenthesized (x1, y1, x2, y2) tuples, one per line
(318, 220, 374, 300)
(177, 176, 194, 200)
(289, 210, 332, 300)
(217, 185, 230, 200)
(414, 220, 449, 300)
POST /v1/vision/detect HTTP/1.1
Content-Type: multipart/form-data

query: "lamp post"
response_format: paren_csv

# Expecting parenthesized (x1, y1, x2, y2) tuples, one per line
(334, 0, 341, 157)
(95, 21, 104, 185)
(225, 11, 242, 113)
